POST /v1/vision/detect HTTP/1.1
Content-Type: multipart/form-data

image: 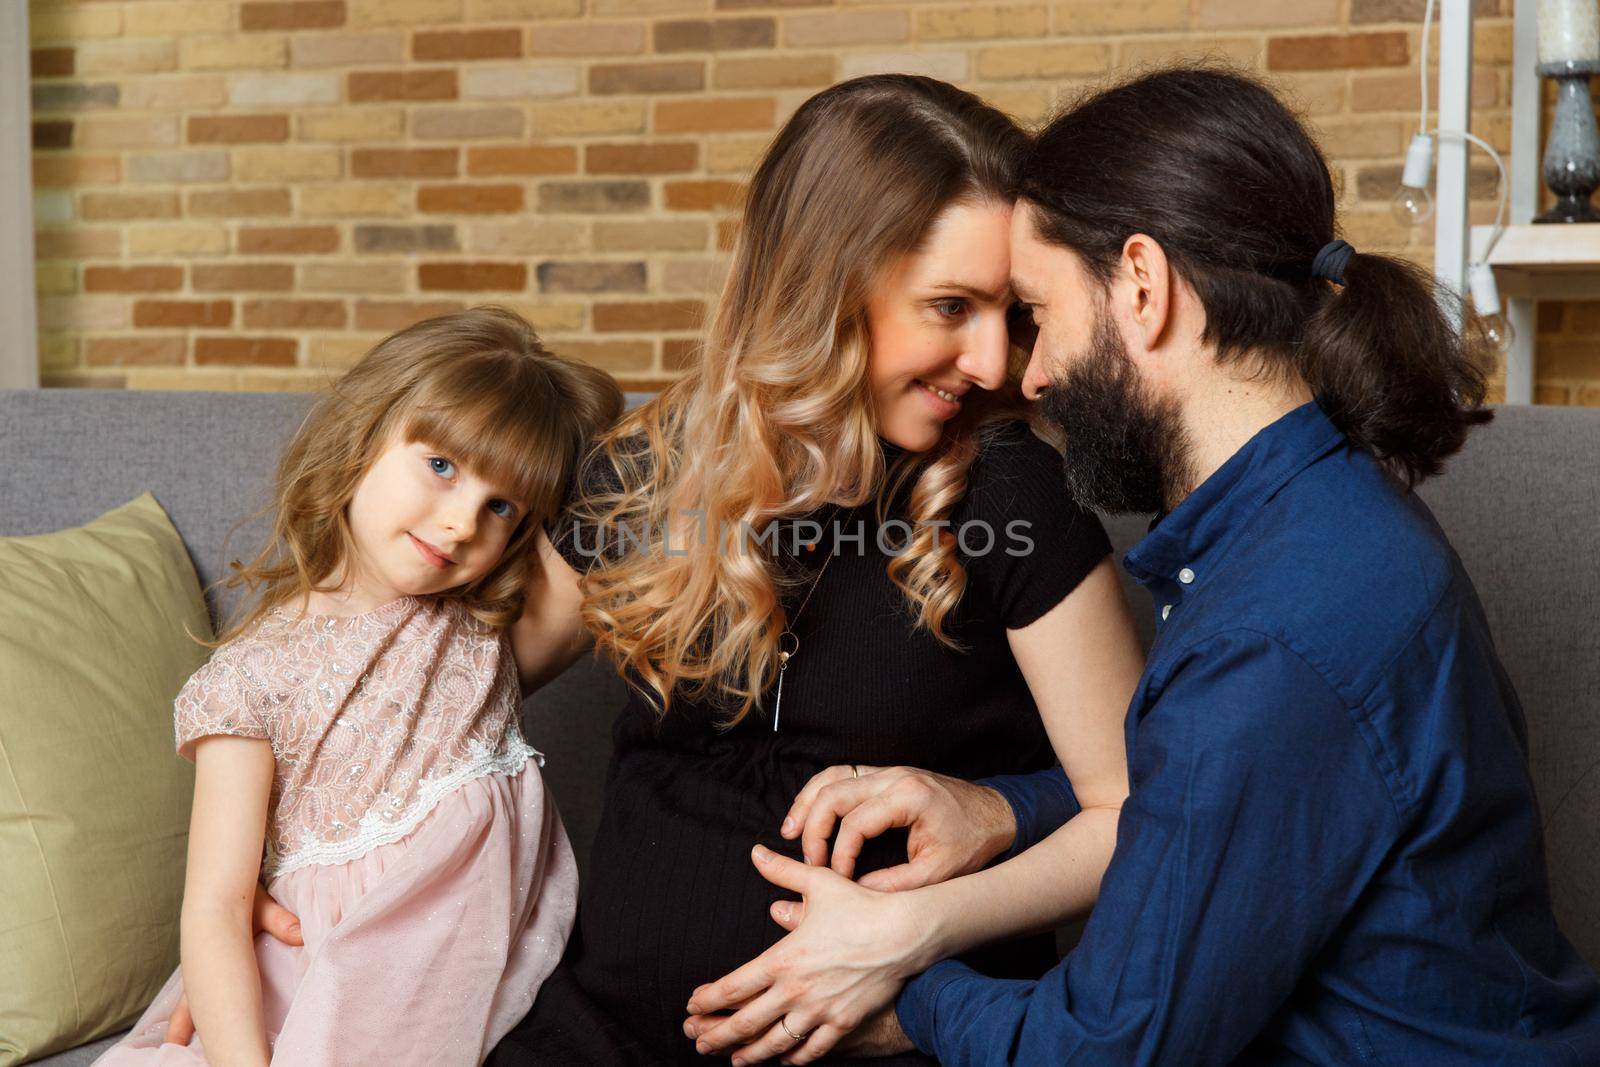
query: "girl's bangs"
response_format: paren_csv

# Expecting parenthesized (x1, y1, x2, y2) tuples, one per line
(397, 386, 570, 520)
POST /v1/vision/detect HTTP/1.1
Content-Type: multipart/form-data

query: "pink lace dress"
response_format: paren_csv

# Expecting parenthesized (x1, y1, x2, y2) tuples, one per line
(94, 595, 577, 1066)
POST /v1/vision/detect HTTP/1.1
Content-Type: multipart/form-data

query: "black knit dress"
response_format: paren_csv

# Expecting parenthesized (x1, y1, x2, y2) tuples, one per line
(489, 421, 1111, 1066)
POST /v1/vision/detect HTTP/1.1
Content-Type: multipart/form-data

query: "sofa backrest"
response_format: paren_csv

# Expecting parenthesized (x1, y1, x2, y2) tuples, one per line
(3, 389, 1596, 967)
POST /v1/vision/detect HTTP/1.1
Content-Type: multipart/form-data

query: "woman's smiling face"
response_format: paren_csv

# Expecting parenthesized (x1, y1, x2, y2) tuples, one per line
(864, 198, 1017, 453)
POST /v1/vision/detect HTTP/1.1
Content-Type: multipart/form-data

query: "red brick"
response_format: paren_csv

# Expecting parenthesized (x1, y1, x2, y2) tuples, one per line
(552, 340, 651, 373)
(192, 263, 296, 291)
(81, 192, 180, 221)
(238, 225, 340, 254)
(32, 153, 119, 186)
(242, 298, 347, 328)
(352, 147, 458, 178)
(593, 299, 706, 332)
(418, 262, 527, 291)
(86, 336, 186, 367)
(417, 183, 525, 214)
(665, 180, 745, 210)
(84, 266, 184, 293)
(241, 1, 346, 31)
(413, 29, 522, 61)
(31, 48, 74, 78)
(188, 114, 290, 144)
(654, 17, 775, 52)
(34, 121, 73, 150)
(349, 69, 457, 102)
(466, 145, 576, 176)
(134, 299, 233, 328)
(586, 142, 697, 174)
(655, 97, 773, 133)
(354, 299, 465, 331)
(195, 336, 298, 366)
(188, 188, 292, 217)
(590, 61, 704, 95)
(663, 338, 700, 370)
(1268, 32, 1408, 71)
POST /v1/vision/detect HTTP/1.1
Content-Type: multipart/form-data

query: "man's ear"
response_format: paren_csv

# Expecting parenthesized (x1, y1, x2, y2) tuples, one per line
(1118, 233, 1174, 355)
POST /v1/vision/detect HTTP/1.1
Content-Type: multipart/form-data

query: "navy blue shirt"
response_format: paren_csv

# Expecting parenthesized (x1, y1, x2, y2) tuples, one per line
(898, 401, 1600, 1065)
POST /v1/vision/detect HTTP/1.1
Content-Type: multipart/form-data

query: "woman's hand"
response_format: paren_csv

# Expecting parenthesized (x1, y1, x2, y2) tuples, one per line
(682, 845, 935, 1064)
(162, 884, 302, 1046)
(780, 764, 1016, 891)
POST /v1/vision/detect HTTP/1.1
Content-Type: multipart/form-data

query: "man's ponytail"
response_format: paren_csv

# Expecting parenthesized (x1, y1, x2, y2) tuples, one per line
(1301, 251, 1492, 488)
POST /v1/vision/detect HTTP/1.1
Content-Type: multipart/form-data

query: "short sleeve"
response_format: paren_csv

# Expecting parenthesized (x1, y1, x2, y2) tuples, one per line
(173, 649, 268, 762)
(545, 440, 635, 574)
(954, 421, 1112, 629)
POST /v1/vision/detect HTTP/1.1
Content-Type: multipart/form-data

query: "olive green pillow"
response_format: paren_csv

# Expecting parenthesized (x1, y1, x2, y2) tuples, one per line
(0, 492, 213, 1066)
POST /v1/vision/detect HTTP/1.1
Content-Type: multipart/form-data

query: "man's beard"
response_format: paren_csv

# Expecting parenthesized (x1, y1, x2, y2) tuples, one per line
(1037, 310, 1194, 515)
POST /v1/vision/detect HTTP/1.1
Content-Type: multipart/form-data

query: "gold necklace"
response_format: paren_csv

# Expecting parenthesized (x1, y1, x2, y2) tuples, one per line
(772, 523, 835, 732)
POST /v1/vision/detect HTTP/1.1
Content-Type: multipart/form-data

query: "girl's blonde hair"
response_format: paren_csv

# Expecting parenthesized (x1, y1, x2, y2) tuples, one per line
(571, 75, 1034, 726)
(208, 305, 623, 646)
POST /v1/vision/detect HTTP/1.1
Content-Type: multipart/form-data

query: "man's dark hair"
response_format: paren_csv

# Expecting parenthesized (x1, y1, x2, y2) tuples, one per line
(1017, 64, 1492, 488)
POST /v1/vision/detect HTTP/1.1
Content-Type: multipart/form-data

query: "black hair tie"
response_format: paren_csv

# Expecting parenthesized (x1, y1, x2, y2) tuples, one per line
(1311, 239, 1355, 286)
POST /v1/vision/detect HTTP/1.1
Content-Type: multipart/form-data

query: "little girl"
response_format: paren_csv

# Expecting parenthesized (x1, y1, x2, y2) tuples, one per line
(95, 306, 622, 1066)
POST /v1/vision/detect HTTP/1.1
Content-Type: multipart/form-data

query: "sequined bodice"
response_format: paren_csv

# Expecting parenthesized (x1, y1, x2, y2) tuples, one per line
(174, 595, 537, 877)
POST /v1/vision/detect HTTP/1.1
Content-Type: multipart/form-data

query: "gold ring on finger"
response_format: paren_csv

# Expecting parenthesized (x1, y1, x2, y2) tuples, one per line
(780, 1016, 809, 1043)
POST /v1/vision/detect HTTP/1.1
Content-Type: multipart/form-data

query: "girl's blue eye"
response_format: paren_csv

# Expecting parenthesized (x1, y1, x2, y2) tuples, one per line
(488, 499, 516, 519)
(428, 456, 455, 478)
(934, 298, 966, 319)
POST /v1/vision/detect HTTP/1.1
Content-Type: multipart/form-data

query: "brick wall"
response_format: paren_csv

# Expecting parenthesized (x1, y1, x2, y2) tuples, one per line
(25, 0, 1600, 404)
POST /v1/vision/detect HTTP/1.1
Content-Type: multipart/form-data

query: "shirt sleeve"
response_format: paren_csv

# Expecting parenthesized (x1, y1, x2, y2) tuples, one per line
(173, 647, 268, 762)
(897, 629, 1399, 1065)
(978, 765, 1079, 862)
(954, 422, 1112, 631)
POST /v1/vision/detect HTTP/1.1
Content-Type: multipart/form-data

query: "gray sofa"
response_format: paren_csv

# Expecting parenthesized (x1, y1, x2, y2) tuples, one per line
(4, 388, 1597, 1065)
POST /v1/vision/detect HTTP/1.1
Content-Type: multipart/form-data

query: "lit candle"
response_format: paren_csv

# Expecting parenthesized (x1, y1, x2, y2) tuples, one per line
(1539, 0, 1600, 66)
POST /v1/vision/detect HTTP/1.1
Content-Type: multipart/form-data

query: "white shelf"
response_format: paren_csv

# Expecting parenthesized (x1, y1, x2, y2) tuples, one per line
(1472, 223, 1600, 271)
(1471, 224, 1600, 300)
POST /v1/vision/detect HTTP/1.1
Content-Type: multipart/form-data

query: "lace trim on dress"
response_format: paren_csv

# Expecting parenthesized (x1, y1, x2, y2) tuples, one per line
(263, 733, 545, 879)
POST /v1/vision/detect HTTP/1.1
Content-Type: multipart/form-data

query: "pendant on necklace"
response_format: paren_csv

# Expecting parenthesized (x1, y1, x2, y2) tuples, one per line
(774, 633, 798, 732)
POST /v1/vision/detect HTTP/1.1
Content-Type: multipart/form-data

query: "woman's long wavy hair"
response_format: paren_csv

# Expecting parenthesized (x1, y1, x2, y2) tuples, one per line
(572, 75, 1035, 726)
(205, 306, 622, 647)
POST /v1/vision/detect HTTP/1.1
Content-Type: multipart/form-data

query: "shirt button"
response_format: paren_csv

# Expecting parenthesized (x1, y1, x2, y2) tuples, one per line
(1178, 567, 1196, 585)
(1161, 604, 1172, 620)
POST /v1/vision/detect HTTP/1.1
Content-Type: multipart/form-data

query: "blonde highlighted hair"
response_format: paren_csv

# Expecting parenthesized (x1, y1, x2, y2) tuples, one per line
(207, 305, 622, 646)
(570, 75, 1035, 726)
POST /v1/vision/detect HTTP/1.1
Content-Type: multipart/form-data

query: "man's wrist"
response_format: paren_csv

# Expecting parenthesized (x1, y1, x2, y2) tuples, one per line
(978, 783, 1018, 867)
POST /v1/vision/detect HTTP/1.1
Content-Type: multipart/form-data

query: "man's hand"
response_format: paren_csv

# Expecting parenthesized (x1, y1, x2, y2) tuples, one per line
(780, 765, 1016, 891)
(682, 846, 937, 1064)
(162, 885, 302, 1046)
(832, 1006, 914, 1058)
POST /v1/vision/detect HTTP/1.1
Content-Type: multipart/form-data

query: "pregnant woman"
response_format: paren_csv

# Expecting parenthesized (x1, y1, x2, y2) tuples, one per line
(491, 74, 1145, 1064)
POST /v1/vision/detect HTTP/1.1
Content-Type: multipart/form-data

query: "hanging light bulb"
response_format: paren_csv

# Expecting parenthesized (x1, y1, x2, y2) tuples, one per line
(1468, 262, 1515, 354)
(1391, 133, 1436, 226)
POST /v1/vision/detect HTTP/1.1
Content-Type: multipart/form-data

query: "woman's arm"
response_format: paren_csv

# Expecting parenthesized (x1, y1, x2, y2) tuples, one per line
(510, 529, 595, 696)
(685, 557, 1145, 1063)
(785, 557, 1139, 892)
(179, 735, 275, 1067)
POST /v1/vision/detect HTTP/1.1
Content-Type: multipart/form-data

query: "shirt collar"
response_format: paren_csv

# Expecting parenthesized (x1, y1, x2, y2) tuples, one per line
(1122, 400, 1346, 589)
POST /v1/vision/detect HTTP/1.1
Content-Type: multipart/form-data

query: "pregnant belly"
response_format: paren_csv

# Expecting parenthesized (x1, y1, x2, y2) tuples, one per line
(565, 756, 1056, 1062)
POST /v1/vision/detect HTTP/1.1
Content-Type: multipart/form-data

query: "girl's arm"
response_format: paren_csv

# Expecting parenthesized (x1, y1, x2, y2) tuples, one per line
(510, 529, 595, 696)
(180, 735, 275, 1067)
